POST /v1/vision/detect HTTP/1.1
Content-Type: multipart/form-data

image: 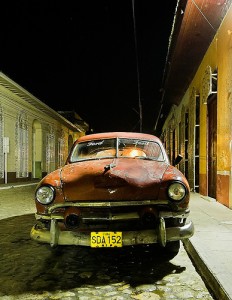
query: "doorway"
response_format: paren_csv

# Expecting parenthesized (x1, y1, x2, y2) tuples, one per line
(208, 95, 217, 198)
(32, 120, 42, 179)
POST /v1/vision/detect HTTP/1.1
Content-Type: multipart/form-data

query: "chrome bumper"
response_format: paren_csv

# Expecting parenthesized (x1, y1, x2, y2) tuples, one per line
(30, 218, 194, 248)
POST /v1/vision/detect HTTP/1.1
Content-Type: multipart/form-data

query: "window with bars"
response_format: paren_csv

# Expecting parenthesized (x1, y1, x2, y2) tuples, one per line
(58, 130, 65, 167)
(194, 95, 200, 192)
(0, 106, 3, 179)
(46, 127, 55, 173)
(16, 111, 28, 178)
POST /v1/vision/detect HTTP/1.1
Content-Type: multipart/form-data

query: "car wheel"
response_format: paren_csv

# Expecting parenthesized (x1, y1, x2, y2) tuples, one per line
(138, 241, 180, 261)
(161, 240, 180, 260)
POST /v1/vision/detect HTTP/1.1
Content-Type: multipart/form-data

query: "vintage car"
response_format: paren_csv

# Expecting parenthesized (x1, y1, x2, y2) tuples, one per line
(30, 132, 194, 259)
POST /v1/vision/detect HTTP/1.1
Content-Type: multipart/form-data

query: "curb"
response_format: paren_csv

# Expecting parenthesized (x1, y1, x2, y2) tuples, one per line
(0, 182, 38, 190)
(183, 239, 230, 300)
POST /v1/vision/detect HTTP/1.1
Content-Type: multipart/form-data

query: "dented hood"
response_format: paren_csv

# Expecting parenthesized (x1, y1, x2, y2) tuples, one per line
(60, 158, 169, 201)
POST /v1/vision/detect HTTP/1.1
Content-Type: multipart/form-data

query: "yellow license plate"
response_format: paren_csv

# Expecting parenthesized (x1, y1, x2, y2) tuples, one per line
(91, 231, 122, 248)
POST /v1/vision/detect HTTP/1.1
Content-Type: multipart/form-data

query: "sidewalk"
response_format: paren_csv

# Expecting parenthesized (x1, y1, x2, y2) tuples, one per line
(0, 183, 232, 299)
(0, 182, 38, 220)
(0, 180, 39, 190)
(183, 192, 232, 300)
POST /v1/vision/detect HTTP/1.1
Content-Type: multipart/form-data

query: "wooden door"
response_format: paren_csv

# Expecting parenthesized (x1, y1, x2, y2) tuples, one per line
(208, 96, 217, 198)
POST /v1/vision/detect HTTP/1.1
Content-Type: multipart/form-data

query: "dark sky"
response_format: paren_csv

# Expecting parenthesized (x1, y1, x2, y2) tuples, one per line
(1, 1, 177, 134)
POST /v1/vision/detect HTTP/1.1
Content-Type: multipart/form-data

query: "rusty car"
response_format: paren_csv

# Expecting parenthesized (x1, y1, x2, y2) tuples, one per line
(30, 132, 194, 259)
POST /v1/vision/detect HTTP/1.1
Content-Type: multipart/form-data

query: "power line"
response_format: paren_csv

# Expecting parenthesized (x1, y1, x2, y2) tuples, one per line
(132, 0, 142, 132)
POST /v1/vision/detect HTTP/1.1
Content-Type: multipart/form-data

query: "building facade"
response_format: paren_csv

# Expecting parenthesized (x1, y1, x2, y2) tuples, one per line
(0, 72, 87, 185)
(162, 3, 232, 209)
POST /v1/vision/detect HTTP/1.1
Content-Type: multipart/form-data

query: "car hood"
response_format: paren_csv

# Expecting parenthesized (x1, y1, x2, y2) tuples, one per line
(59, 158, 169, 201)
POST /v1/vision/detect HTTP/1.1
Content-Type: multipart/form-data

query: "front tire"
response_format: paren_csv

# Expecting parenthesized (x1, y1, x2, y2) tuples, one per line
(161, 240, 180, 260)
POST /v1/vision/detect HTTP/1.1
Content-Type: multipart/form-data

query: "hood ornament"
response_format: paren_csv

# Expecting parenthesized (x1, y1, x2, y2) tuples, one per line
(104, 162, 116, 172)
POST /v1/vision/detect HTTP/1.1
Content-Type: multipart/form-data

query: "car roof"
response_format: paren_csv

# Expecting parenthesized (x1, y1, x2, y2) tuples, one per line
(76, 132, 162, 143)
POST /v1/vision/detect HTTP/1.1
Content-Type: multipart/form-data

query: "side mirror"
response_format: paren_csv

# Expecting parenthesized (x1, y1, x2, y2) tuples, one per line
(174, 154, 183, 166)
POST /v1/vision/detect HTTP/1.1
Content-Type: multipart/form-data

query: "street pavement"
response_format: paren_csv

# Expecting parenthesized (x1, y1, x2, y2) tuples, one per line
(0, 183, 232, 299)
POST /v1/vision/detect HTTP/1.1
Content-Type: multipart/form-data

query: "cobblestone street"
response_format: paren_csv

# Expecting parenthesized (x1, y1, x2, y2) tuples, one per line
(0, 185, 214, 299)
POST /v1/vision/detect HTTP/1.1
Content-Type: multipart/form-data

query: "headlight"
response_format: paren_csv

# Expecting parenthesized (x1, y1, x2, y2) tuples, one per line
(36, 185, 55, 204)
(168, 182, 186, 201)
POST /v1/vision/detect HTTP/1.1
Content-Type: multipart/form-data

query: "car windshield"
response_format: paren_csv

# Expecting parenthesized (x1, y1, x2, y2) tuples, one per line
(69, 138, 164, 162)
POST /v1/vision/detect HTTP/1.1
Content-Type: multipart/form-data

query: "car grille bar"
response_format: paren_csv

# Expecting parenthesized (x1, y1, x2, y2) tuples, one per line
(47, 199, 168, 213)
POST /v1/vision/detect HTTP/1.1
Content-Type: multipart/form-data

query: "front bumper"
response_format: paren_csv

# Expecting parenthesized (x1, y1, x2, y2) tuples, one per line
(30, 218, 194, 248)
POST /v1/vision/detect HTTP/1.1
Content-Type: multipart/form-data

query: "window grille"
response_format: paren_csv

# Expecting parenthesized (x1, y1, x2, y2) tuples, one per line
(46, 127, 55, 173)
(58, 129, 65, 167)
(15, 111, 28, 178)
(0, 106, 3, 179)
(202, 66, 217, 104)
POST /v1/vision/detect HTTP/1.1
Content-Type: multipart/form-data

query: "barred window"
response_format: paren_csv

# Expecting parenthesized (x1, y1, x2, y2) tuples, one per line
(0, 106, 3, 179)
(16, 111, 28, 178)
(46, 126, 55, 173)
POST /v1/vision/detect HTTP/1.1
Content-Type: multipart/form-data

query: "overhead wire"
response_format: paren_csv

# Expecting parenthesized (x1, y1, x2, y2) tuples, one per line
(132, 0, 142, 132)
(154, 0, 216, 133)
(191, 0, 216, 31)
(154, 0, 180, 133)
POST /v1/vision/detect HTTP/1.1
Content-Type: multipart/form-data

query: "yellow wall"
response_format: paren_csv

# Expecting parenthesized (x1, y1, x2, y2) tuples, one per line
(163, 5, 232, 208)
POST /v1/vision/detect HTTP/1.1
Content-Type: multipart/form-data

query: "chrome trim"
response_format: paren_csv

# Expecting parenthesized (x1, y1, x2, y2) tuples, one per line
(35, 213, 64, 221)
(35, 209, 189, 222)
(82, 211, 140, 222)
(159, 210, 190, 218)
(157, 217, 166, 247)
(47, 199, 169, 213)
(30, 220, 194, 247)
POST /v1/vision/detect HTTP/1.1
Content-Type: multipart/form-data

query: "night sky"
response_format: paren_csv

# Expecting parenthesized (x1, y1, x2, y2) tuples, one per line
(1, 1, 177, 134)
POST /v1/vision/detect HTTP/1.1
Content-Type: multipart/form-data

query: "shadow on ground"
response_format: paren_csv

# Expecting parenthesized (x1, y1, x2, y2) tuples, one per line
(0, 214, 186, 295)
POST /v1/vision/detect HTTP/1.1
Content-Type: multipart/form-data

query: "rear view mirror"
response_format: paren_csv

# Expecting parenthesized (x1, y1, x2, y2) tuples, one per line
(174, 154, 183, 166)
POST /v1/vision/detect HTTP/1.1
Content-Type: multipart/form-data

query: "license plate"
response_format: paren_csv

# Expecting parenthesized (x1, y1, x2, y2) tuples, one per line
(91, 231, 122, 247)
